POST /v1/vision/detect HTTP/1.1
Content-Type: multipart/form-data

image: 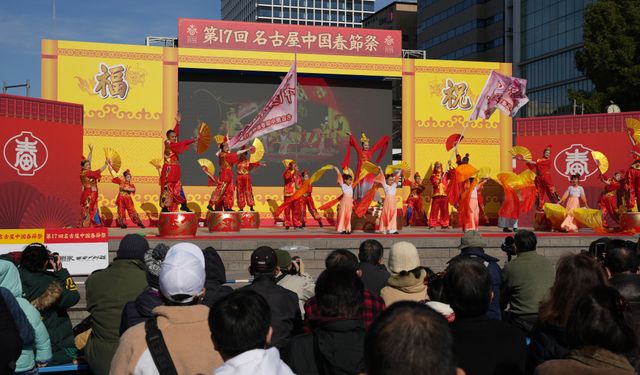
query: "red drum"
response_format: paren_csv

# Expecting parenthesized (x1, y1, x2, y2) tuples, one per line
(207, 211, 241, 232)
(158, 212, 198, 238)
(620, 212, 640, 232)
(240, 211, 260, 229)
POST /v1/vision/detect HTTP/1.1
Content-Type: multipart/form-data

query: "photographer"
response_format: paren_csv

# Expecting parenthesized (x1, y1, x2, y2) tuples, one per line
(18, 243, 80, 365)
(275, 250, 315, 317)
(501, 230, 554, 335)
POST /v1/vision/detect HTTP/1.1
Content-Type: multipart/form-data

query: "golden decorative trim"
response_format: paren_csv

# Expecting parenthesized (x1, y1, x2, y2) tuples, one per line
(57, 48, 162, 61)
(415, 66, 493, 75)
(84, 128, 164, 138)
(414, 137, 501, 145)
(85, 104, 161, 121)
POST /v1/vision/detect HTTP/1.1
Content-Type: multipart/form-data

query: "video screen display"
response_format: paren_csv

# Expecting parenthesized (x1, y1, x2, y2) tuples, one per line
(178, 69, 392, 187)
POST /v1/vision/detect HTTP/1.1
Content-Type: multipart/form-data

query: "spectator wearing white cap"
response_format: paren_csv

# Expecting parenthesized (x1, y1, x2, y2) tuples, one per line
(380, 242, 428, 307)
(110, 242, 223, 375)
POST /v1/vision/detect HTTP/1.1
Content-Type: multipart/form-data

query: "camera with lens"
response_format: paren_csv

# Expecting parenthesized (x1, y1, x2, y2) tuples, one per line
(46, 252, 60, 270)
(501, 236, 517, 261)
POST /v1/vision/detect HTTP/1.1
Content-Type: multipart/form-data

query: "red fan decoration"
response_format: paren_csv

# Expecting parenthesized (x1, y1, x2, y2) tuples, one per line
(445, 134, 464, 151)
(20, 196, 76, 228)
(0, 182, 43, 228)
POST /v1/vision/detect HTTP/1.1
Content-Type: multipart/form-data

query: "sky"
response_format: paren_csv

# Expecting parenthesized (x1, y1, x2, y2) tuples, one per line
(0, 0, 397, 98)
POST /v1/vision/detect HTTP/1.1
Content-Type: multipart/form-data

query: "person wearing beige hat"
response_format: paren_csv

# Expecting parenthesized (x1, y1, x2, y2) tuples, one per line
(380, 242, 428, 307)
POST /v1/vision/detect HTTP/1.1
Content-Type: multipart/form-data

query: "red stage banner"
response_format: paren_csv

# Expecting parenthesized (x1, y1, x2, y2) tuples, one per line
(178, 19, 402, 58)
(0, 94, 83, 229)
(515, 111, 640, 208)
(229, 62, 298, 149)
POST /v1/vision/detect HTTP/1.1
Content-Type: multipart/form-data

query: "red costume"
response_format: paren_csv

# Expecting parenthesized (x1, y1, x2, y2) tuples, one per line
(79, 169, 102, 228)
(211, 150, 239, 210)
(405, 179, 427, 226)
(527, 149, 559, 209)
(626, 161, 640, 211)
(235, 158, 261, 211)
(599, 173, 622, 226)
(300, 183, 323, 226)
(342, 133, 389, 201)
(112, 175, 144, 228)
(283, 167, 302, 228)
(161, 121, 195, 212)
(429, 169, 450, 228)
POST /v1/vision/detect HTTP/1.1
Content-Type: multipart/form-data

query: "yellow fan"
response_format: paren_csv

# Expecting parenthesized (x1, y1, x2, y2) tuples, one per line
(455, 164, 478, 183)
(385, 161, 410, 176)
(626, 118, 640, 143)
(149, 158, 163, 169)
(573, 208, 604, 231)
(196, 122, 211, 154)
(477, 167, 491, 179)
(591, 151, 609, 174)
(250, 138, 264, 164)
(309, 164, 334, 184)
(104, 148, 122, 173)
(543, 203, 567, 230)
(197, 159, 215, 175)
(282, 159, 295, 168)
(509, 146, 532, 161)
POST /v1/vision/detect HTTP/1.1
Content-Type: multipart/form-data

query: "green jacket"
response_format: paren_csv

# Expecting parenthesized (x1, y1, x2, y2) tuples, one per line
(18, 266, 80, 365)
(85, 258, 147, 375)
(502, 251, 555, 316)
(0, 260, 52, 372)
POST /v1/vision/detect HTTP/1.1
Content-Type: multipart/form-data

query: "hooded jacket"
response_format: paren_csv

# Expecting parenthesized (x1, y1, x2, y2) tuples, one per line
(85, 258, 147, 375)
(119, 288, 163, 335)
(18, 264, 79, 365)
(0, 260, 52, 372)
(380, 268, 428, 306)
(285, 319, 366, 375)
(215, 348, 294, 375)
(201, 248, 233, 308)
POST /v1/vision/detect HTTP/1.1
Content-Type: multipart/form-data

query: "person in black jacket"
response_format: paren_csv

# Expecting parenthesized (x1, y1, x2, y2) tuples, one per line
(358, 240, 390, 296)
(201, 246, 233, 308)
(286, 265, 366, 375)
(241, 246, 302, 351)
(0, 292, 22, 374)
(445, 257, 527, 375)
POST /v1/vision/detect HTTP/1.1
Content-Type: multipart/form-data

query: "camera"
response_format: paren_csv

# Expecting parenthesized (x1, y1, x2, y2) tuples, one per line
(501, 236, 516, 260)
(46, 252, 60, 270)
(290, 256, 302, 276)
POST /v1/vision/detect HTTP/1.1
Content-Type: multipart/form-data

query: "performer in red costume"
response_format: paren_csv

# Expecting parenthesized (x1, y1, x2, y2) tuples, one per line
(299, 170, 324, 227)
(110, 168, 145, 229)
(283, 160, 302, 229)
(429, 161, 451, 229)
(626, 159, 640, 212)
(405, 172, 428, 226)
(161, 113, 196, 213)
(342, 132, 389, 201)
(521, 145, 560, 210)
(599, 171, 623, 227)
(79, 144, 108, 228)
(235, 150, 264, 212)
(208, 136, 250, 211)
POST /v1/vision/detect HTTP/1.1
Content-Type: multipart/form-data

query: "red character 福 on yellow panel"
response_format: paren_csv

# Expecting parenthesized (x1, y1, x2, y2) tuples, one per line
(161, 113, 196, 212)
(110, 169, 145, 229)
(521, 145, 560, 210)
(429, 162, 451, 228)
(282, 160, 302, 229)
(79, 145, 108, 228)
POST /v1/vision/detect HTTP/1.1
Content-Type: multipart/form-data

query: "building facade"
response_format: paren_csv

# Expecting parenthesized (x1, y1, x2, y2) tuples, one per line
(514, 0, 595, 117)
(363, 1, 417, 50)
(416, 0, 510, 62)
(221, 0, 376, 27)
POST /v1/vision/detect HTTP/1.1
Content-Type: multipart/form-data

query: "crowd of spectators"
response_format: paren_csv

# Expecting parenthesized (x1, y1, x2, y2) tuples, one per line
(1, 230, 640, 374)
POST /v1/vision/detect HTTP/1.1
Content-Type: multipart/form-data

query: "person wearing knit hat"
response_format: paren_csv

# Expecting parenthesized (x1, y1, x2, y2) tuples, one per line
(111, 242, 223, 375)
(85, 235, 148, 375)
(119, 243, 170, 334)
(116, 234, 149, 261)
(448, 230, 503, 321)
(380, 242, 428, 307)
